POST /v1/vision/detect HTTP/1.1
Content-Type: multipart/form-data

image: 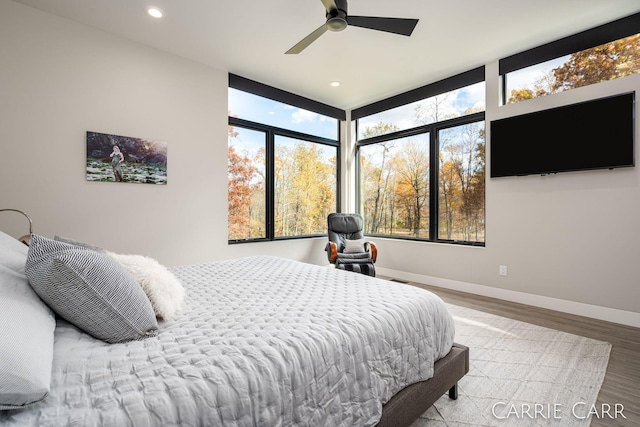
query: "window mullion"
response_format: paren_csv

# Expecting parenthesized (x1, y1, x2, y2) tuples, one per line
(266, 130, 275, 240)
(429, 126, 438, 241)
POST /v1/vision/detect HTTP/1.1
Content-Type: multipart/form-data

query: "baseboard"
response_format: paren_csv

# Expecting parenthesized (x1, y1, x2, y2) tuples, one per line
(377, 267, 640, 329)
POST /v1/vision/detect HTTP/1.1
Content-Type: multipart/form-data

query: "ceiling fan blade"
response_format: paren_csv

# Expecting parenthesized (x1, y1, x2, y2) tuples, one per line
(285, 24, 328, 54)
(348, 16, 419, 36)
(320, 0, 338, 14)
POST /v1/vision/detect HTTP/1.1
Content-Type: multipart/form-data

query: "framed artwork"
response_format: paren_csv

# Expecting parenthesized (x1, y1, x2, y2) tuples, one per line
(86, 131, 167, 184)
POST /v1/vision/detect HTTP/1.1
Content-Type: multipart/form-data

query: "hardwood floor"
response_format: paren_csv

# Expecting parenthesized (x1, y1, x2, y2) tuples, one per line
(402, 279, 640, 427)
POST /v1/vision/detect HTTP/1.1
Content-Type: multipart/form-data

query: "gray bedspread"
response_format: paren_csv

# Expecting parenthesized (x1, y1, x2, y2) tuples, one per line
(1, 256, 455, 426)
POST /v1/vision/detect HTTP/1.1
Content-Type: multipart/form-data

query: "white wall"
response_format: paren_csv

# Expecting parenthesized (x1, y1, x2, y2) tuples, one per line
(0, 0, 328, 267)
(1, 0, 638, 326)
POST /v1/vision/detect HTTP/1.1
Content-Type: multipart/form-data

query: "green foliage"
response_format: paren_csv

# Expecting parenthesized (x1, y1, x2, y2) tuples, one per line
(86, 159, 167, 184)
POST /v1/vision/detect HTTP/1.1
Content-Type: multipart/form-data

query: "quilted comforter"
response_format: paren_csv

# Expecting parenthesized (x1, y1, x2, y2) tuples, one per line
(1, 256, 455, 426)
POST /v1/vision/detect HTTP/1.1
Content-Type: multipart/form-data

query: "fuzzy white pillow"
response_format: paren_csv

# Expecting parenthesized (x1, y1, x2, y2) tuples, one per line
(106, 251, 184, 321)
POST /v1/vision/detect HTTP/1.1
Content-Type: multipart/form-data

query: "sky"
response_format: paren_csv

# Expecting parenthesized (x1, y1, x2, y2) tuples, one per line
(505, 56, 570, 97)
(228, 88, 338, 140)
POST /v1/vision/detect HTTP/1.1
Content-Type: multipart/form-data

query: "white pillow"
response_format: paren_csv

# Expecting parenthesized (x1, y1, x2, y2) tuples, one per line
(343, 238, 366, 253)
(0, 230, 29, 273)
(0, 231, 56, 410)
(106, 252, 184, 321)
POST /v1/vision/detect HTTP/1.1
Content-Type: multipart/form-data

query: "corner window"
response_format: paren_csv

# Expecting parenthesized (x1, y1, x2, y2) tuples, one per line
(228, 75, 342, 242)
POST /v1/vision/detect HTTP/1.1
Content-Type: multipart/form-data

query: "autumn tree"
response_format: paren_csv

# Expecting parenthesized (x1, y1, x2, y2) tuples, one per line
(464, 136, 485, 241)
(413, 93, 458, 125)
(228, 144, 257, 239)
(508, 88, 535, 103)
(360, 122, 398, 233)
(249, 147, 266, 237)
(291, 143, 335, 235)
(509, 34, 639, 103)
(438, 157, 458, 239)
(392, 140, 429, 237)
(228, 118, 266, 240)
(455, 121, 485, 241)
(553, 34, 639, 91)
(438, 120, 485, 241)
(274, 141, 336, 237)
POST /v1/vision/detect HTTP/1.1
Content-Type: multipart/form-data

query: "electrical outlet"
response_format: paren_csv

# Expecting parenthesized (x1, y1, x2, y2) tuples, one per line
(499, 265, 508, 276)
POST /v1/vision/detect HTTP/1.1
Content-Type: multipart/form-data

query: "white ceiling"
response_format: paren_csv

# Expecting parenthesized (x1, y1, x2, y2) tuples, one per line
(11, 0, 640, 111)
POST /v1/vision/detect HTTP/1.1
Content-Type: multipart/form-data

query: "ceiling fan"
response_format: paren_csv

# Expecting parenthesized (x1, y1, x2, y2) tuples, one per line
(286, 0, 419, 54)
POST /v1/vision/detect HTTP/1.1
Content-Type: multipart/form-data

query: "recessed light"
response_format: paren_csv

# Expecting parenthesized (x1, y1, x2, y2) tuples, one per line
(330, 81, 341, 87)
(148, 7, 163, 18)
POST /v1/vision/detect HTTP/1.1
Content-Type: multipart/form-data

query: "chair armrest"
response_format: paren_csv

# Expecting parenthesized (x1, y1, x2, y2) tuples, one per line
(365, 241, 377, 263)
(325, 241, 338, 263)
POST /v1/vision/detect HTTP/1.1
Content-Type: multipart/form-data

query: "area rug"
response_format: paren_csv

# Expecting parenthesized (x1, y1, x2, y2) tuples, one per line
(411, 303, 612, 426)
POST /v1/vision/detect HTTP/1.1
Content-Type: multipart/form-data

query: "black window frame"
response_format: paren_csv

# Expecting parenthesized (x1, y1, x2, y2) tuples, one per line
(228, 75, 344, 244)
(355, 67, 486, 247)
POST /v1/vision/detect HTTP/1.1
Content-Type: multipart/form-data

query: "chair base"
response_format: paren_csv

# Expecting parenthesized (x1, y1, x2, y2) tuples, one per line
(336, 262, 376, 277)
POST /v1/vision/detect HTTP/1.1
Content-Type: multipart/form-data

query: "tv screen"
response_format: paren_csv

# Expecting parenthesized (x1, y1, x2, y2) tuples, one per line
(490, 92, 635, 178)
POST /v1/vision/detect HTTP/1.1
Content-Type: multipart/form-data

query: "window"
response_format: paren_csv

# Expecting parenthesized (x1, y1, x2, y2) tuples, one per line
(228, 75, 342, 242)
(356, 68, 486, 246)
(360, 132, 431, 237)
(274, 136, 337, 237)
(501, 13, 640, 104)
(228, 126, 266, 240)
(438, 123, 485, 242)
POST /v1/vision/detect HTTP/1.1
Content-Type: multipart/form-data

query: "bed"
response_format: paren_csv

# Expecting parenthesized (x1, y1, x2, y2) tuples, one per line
(0, 231, 468, 426)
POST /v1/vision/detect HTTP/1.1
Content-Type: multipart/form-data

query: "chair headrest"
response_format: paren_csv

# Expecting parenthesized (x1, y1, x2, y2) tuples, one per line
(328, 213, 364, 234)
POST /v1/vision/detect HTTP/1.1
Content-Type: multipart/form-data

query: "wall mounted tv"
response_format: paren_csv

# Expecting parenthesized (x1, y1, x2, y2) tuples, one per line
(490, 92, 635, 178)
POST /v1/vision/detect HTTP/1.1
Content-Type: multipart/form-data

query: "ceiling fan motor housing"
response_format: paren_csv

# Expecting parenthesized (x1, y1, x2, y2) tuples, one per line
(326, 0, 348, 32)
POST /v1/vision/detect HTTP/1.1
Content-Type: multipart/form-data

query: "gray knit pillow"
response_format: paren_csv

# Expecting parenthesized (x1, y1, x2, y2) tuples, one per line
(25, 234, 158, 343)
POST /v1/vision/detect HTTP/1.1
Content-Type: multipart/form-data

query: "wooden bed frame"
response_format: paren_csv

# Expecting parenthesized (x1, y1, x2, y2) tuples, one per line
(377, 343, 470, 427)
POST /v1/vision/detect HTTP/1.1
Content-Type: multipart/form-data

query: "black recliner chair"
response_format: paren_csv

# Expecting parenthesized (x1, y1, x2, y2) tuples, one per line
(325, 213, 377, 277)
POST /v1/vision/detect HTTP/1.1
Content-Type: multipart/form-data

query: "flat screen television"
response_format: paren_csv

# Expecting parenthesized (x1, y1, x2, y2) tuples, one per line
(490, 92, 635, 178)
